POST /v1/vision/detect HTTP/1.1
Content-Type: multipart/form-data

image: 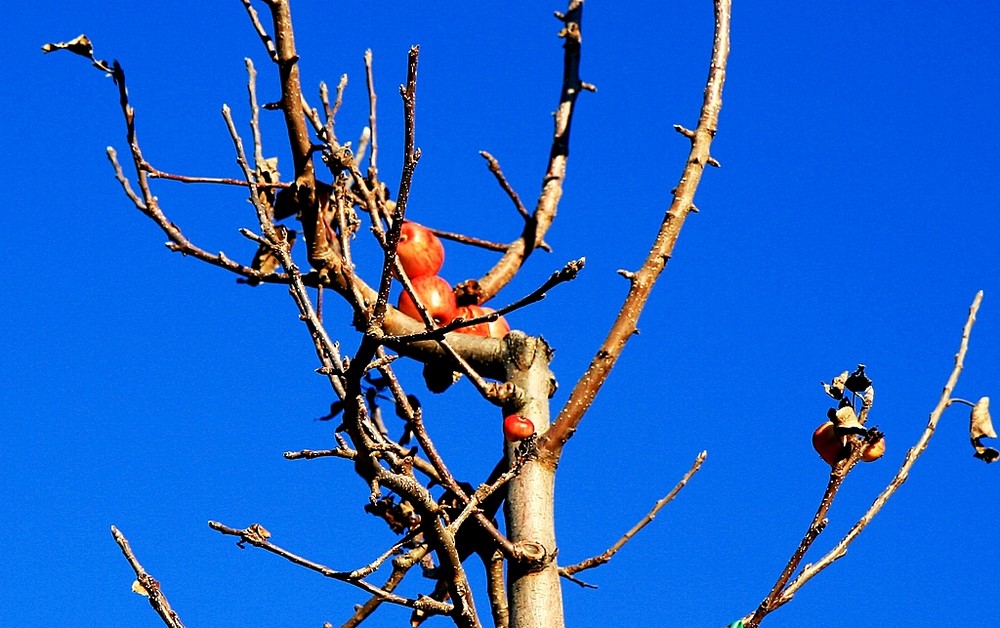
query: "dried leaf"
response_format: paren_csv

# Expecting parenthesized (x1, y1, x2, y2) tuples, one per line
(829, 400, 867, 435)
(845, 364, 873, 393)
(422, 362, 462, 393)
(42, 34, 94, 58)
(131, 580, 149, 597)
(970, 396, 999, 463)
(247, 225, 296, 286)
(822, 371, 849, 400)
(317, 400, 345, 421)
(247, 523, 271, 540)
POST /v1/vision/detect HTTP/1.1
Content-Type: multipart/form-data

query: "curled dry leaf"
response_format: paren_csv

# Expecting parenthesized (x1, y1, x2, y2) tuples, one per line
(970, 396, 999, 463)
(41, 34, 94, 58)
(822, 371, 849, 400)
(828, 401, 867, 435)
(248, 225, 297, 285)
(247, 523, 271, 540)
(844, 364, 873, 394)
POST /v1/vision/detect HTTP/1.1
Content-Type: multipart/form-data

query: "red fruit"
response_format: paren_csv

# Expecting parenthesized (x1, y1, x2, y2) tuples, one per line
(396, 221, 444, 279)
(397, 275, 457, 325)
(503, 414, 535, 442)
(862, 435, 886, 462)
(453, 304, 511, 338)
(812, 421, 847, 466)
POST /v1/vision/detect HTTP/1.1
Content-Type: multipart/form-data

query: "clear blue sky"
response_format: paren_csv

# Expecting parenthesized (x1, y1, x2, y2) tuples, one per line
(4, 2, 998, 626)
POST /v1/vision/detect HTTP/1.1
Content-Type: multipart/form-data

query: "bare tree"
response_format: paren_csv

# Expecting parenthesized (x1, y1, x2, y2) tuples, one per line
(44, 1, 995, 627)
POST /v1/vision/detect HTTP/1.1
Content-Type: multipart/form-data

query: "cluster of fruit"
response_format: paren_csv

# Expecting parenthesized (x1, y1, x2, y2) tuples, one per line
(392, 221, 530, 442)
(394, 221, 510, 338)
(811, 421, 885, 466)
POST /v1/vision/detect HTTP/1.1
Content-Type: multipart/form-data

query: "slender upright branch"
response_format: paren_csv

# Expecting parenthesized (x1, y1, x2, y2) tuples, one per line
(475, 1, 588, 302)
(745, 291, 985, 624)
(110, 526, 186, 628)
(543, 0, 731, 457)
(266, 0, 314, 186)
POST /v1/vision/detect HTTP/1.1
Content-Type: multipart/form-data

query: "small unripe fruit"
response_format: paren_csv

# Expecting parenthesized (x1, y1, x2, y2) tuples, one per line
(454, 304, 510, 338)
(397, 275, 457, 325)
(396, 221, 444, 279)
(861, 435, 886, 462)
(812, 421, 847, 466)
(503, 414, 535, 441)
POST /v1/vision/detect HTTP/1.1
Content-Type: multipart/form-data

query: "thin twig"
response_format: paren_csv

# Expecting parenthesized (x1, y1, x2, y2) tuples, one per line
(364, 49, 379, 177)
(145, 167, 285, 188)
(378, 361, 519, 557)
(208, 521, 453, 615)
(341, 545, 431, 628)
(220, 104, 347, 402)
(744, 442, 869, 628)
(110, 526, 186, 628)
(480, 151, 530, 219)
(239, 0, 279, 62)
(389, 258, 586, 344)
(560, 450, 707, 579)
(430, 227, 511, 253)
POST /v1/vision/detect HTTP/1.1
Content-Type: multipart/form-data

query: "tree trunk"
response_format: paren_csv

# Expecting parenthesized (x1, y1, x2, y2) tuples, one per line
(503, 333, 564, 628)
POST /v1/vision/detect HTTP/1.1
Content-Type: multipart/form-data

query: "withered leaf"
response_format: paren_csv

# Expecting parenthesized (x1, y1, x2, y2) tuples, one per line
(131, 580, 149, 597)
(246, 225, 296, 286)
(317, 400, 345, 421)
(42, 34, 114, 74)
(845, 364, 873, 393)
(822, 371, 849, 400)
(247, 523, 271, 540)
(830, 400, 867, 435)
(970, 396, 999, 463)
(42, 34, 94, 58)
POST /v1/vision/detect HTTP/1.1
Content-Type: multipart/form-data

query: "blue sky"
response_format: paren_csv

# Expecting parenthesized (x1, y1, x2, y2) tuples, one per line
(4, 2, 999, 626)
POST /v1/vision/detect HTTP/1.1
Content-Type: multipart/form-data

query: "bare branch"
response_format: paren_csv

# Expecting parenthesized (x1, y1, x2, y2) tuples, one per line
(341, 546, 431, 628)
(479, 151, 530, 220)
(364, 49, 379, 177)
(239, 0, 278, 62)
